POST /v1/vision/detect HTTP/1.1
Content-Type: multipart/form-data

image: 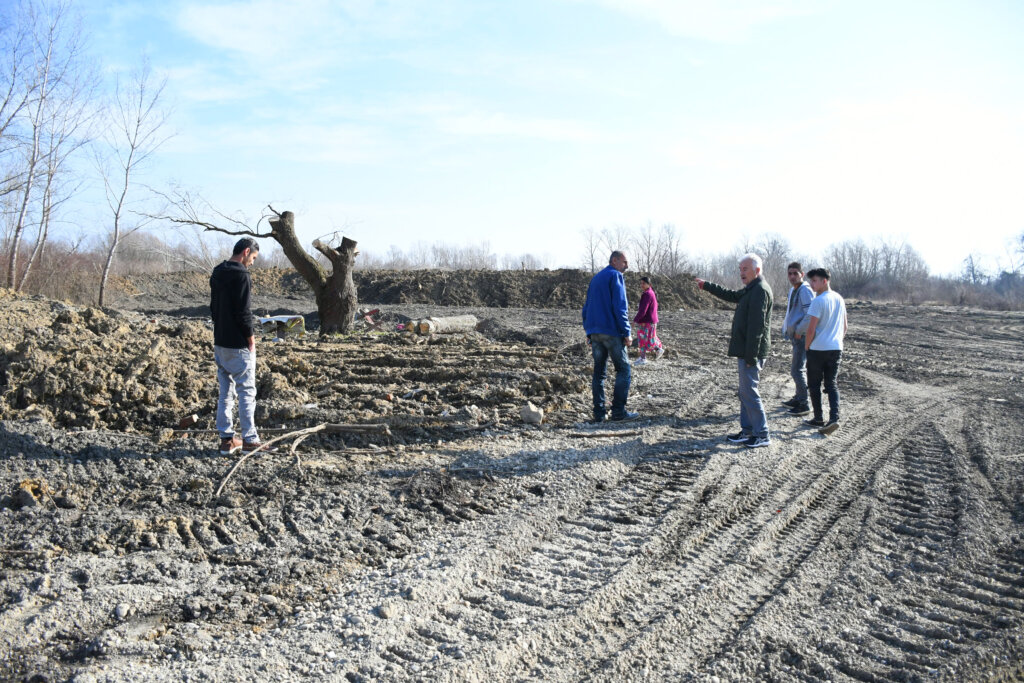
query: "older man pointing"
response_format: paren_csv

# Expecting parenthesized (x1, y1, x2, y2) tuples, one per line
(695, 253, 774, 448)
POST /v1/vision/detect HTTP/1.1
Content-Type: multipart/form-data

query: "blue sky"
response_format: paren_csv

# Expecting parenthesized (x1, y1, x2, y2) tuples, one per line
(79, 0, 1024, 274)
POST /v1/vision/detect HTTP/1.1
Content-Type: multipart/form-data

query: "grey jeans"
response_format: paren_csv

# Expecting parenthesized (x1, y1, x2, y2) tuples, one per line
(790, 337, 808, 402)
(214, 345, 258, 441)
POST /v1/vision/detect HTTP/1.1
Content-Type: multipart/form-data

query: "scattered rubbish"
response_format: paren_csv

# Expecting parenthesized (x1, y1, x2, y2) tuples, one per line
(178, 414, 199, 429)
(354, 308, 384, 331)
(259, 315, 306, 339)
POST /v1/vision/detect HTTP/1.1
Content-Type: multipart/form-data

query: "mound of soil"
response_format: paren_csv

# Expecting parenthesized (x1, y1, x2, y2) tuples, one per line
(0, 289, 592, 433)
(118, 268, 716, 312)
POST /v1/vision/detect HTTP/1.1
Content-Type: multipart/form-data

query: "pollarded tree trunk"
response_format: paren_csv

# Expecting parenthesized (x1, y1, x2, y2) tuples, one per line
(267, 210, 358, 334)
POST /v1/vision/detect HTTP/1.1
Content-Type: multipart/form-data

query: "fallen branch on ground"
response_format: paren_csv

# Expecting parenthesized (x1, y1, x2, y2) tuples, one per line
(214, 422, 392, 498)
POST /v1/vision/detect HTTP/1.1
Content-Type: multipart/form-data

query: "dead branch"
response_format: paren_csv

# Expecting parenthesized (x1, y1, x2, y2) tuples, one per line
(215, 424, 327, 498)
(214, 422, 393, 497)
(172, 423, 390, 436)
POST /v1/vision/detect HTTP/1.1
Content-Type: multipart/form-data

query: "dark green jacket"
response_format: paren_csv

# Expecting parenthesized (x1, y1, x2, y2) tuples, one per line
(703, 276, 773, 365)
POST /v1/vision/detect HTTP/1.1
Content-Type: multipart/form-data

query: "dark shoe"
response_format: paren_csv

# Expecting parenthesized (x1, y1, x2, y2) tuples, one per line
(803, 417, 825, 428)
(219, 436, 242, 455)
(787, 404, 811, 416)
(610, 411, 640, 422)
(744, 435, 771, 449)
(819, 419, 840, 436)
(727, 431, 752, 443)
(586, 414, 607, 424)
(781, 397, 801, 408)
(242, 440, 277, 454)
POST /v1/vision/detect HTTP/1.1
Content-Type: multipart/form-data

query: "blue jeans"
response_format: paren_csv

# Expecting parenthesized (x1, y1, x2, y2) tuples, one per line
(790, 337, 808, 402)
(214, 345, 259, 441)
(590, 334, 631, 419)
(737, 358, 769, 438)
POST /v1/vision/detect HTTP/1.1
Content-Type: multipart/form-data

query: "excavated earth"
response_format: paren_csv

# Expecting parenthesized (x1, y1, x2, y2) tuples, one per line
(0, 271, 1022, 682)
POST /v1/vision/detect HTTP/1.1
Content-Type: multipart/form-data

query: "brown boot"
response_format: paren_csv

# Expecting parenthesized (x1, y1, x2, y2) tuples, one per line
(219, 436, 242, 455)
(242, 440, 277, 454)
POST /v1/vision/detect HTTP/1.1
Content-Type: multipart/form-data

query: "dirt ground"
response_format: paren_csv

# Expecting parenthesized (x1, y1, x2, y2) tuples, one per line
(0, 274, 1022, 682)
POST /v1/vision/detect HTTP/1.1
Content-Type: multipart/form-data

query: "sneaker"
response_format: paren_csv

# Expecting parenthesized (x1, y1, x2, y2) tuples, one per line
(586, 414, 607, 424)
(219, 436, 242, 455)
(610, 411, 640, 422)
(781, 397, 801, 408)
(633, 358, 648, 366)
(819, 419, 840, 436)
(803, 417, 825, 428)
(656, 348, 665, 360)
(727, 431, 752, 443)
(242, 440, 277, 454)
(744, 435, 771, 449)
(787, 404, 811, 416)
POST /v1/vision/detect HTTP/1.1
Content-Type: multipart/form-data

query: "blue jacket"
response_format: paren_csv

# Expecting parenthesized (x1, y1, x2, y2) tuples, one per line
(782, 281, 814, 341)
(582, 265, 630, 338)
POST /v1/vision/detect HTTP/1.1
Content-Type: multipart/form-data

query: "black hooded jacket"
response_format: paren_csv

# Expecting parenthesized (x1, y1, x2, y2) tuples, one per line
(210, 260, 255, 348)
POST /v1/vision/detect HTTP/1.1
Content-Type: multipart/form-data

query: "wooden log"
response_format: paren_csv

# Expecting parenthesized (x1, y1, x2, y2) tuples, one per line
(411, 314, 478, 335)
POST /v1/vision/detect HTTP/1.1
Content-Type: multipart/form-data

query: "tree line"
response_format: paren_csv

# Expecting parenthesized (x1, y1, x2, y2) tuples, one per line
(580, 224, 1024, 311)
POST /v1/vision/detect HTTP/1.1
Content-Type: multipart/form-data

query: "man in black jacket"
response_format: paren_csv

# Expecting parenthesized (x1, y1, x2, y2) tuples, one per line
(695, 253, 774, 448)
(211, 238, 264, 455)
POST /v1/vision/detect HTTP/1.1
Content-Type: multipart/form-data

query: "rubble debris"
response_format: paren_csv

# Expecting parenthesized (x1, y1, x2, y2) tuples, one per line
(259, 314, 306, 339)
(520, 401, 544, 424)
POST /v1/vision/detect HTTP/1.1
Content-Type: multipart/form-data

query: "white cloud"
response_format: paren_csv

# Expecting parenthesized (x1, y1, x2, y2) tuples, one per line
(571, 0, 823, 42)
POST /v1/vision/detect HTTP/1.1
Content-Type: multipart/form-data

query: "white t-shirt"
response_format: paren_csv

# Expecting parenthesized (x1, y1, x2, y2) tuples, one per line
(808, 290, 847, 351)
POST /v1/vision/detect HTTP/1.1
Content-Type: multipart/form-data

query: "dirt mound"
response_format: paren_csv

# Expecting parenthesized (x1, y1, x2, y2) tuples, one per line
(0, 289, 592, 433)
(119, 268, 715, 312)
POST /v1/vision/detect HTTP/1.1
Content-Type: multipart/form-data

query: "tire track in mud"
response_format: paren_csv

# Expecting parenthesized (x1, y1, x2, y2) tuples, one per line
(807, 425, 1024, 682)
(366, 372, 942, 681)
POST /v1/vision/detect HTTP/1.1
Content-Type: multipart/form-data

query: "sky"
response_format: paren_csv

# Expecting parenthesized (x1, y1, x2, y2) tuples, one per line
(75, 0, 1024, 275)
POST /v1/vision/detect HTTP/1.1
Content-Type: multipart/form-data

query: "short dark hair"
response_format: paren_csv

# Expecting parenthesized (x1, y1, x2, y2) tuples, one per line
(787, 262, 802, 273)
(233, 238, 260, 256)
(640, 276, 651, 285)
(806, 267, 830, 280)
(609, 250, 625, 264)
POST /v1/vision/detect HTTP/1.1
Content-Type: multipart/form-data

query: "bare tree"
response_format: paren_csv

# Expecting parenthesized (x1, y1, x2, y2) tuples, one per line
(6, 0, 89, 288)
(655, 223, 687, 275)
(631, 221, 659, 273)
(16, 50, 95, 290)
(0, 3, 35, 200)
(961, 253, 988, 285)
(96, 59, 168, 306)
(599, 224, 631, 258)
(580, 226, 600, 273)
(159, 193, 360, 334)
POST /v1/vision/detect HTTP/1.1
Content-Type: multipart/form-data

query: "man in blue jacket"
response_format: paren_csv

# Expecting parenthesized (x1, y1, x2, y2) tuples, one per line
(582, 250, 638, 422)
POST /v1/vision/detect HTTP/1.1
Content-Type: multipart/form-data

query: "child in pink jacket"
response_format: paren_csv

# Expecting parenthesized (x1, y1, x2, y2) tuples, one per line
(633, 276, 664, 365)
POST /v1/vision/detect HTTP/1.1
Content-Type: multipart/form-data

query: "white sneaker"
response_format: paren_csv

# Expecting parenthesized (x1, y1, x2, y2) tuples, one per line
(633, 358, 648, 366)
(656, 347, 665, 360)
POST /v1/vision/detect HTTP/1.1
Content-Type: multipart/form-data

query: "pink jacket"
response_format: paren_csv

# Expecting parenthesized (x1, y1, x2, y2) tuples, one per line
(634, 288, 658, 324)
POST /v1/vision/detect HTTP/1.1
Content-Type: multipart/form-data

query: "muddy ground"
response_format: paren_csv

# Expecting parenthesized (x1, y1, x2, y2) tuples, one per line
(0, 273, 1022, 682)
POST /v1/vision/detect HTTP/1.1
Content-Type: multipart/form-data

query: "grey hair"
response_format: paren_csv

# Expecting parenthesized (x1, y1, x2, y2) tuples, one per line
(739, 252, 763, 271)
(609, 250, 625, 264)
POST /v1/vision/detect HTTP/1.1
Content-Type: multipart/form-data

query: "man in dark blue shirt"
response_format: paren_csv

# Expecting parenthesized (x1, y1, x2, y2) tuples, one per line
(582, 250, 638, 422)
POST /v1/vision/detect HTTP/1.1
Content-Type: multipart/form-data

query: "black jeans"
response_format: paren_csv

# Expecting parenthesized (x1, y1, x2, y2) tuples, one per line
(806, 349, 842, 421)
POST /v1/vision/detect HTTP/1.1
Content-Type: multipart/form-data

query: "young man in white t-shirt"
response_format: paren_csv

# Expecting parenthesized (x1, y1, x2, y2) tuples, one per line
(804, 268, 848, 435)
